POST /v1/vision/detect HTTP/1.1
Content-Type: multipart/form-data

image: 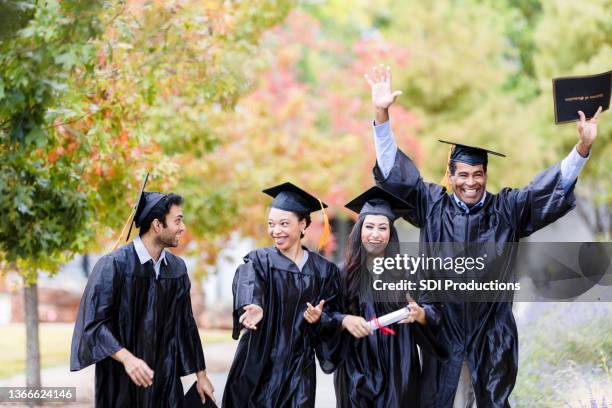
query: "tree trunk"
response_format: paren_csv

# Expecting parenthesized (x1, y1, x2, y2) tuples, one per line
(24, 282, 41, 389)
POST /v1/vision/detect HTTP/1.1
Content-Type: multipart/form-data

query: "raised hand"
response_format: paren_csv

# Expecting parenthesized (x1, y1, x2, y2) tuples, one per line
(303, 299, 325, 324)
(576, 106, 603, 157)
(364, 64, 403, 110)
(239, 304, 264, 330)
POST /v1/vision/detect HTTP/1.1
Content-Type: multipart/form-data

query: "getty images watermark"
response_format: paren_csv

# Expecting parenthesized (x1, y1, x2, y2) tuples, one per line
(364, 242, 612, 302)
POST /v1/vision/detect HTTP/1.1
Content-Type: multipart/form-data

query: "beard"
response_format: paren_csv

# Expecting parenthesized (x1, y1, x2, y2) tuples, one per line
(156, 231, 179, 248)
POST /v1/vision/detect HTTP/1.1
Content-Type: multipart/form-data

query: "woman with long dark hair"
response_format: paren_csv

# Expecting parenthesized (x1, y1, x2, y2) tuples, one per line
(222, 182, 343, 408)
(334, 186, 446, 407)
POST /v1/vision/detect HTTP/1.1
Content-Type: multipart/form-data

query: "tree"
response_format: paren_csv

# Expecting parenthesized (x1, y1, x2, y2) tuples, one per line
(0, 0, 108, 388)
(307, 0, 611, 240)
(527, 0, 612, 240)
(189, 8, 422, 258)
(83, 0, 297, 267)
(1, 0, 298, 384)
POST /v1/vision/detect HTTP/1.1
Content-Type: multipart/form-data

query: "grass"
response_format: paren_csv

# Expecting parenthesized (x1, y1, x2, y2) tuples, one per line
(512, 303, 612, 407)
(0, 323, 232, 380)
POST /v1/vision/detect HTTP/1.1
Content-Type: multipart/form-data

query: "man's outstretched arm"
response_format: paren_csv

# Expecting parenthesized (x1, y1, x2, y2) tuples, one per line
(503, 106, 604, 237)
(559, 106, 603, 192)
(365, 64, 402, 179)
(365, 65, 445, 228)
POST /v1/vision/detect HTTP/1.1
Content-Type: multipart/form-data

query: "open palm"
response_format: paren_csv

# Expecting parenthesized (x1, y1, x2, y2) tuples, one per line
(239, 304, 263, 330)
(364, 64, 402, 109)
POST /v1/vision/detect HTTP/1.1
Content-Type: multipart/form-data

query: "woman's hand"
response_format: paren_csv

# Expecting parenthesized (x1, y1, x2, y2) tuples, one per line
(239, 304, 264, 330)
(303, 299, 325, 324)
(398, 301, 427, 325)
(342, 315, 373, 338)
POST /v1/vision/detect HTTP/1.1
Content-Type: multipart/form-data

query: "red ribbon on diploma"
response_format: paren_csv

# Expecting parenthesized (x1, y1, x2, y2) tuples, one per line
(370, 315, 396, 336)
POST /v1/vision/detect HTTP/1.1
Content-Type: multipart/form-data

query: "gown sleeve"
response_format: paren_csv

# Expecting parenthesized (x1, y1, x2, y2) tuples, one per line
(498, 162, 577, 238)
(177, 273, 206, 376)
(373, 148, 445, 228)
(311, 262, 347, 373)
(231, 251, 268, 340)
(70, 254, 123, 371)
(412, 302, 448, 361)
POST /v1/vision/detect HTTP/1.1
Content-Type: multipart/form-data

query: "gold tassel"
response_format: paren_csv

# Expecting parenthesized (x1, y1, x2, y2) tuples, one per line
(111, 208, 136, 251)
(317, 199, 331, 252)
(440, 144, 454, 192)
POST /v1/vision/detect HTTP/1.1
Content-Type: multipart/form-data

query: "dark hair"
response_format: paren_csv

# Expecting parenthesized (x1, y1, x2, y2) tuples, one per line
(343, 215, 401, 315)
(449, 160, 487, 175)
(139, 193, 184, 235)
(295, 211, 312, 239)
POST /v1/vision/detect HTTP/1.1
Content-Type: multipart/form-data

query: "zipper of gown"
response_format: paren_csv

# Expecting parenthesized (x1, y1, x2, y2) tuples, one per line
(464, 213, 469, 242)
(273, 268, 304, 407)
(463, 211, 469, 354)
(152, 264, 158, 390)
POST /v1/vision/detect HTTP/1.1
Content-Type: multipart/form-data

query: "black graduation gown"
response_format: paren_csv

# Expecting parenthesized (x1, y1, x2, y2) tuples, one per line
(70, 243, 206, 408)
(222, 246, 343, 408)
(373, 149, 576, 408)
(332, 270, 447, 408)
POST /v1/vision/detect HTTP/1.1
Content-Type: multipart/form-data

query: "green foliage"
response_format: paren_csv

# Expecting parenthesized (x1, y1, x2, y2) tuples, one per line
(307, 0, 611, 219)
(0, 143, 93, 281)
(527, 0, 612, 211)
(1, 0, 299, 278)
(93, 0, 296, 268)
(0, 0, 103, 146)
(0, 0, 105, 281)
(2, 0, 610, 274)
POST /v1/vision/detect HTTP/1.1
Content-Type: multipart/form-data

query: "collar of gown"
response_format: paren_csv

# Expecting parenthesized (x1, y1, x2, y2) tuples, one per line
(133, 235, 168, 266)
(451, 191, 487, 214)
(272, 246, 314, 274)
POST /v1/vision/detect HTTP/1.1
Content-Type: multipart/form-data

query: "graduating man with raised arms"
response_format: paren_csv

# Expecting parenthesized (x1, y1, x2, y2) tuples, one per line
(364, 65, 604, 407)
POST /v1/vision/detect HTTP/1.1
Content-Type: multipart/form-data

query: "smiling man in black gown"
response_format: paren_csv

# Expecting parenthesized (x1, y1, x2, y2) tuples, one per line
(71, 187, 215, 407)
(364, 65, 604, 407)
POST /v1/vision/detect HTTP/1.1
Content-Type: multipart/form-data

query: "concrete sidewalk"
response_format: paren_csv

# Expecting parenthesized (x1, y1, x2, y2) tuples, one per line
(0, 341, 337, 407)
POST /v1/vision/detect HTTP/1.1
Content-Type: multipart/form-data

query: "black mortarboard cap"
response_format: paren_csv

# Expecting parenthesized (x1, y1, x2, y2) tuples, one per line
(553, 71, 611, 124)
(438, 140, 506, 166)
(345, 186, 412, 222)
(126, 173, 166, 241)
(438, 141, 505, 191)
(262, 182, 328, 214)
(183, 381, 218, 407)
(134, 192, 166, 227)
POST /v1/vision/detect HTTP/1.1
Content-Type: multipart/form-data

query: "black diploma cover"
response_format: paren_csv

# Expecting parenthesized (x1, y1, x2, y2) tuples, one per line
(553, 70, 611, 124)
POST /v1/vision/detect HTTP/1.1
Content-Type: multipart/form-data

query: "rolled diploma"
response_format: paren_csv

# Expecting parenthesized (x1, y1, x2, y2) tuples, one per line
(369, 305, 410, 331)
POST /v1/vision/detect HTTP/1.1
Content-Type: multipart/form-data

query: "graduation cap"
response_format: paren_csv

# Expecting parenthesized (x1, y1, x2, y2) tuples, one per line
(262, 182, 331, 251)
(112, 173, 167, 250)
(183, 381, 218, 408)
(553, 71, 611, 124)
(263, 182, 328, 213)
(345, 186, 412, 222)
(438, 140, 506, 191)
